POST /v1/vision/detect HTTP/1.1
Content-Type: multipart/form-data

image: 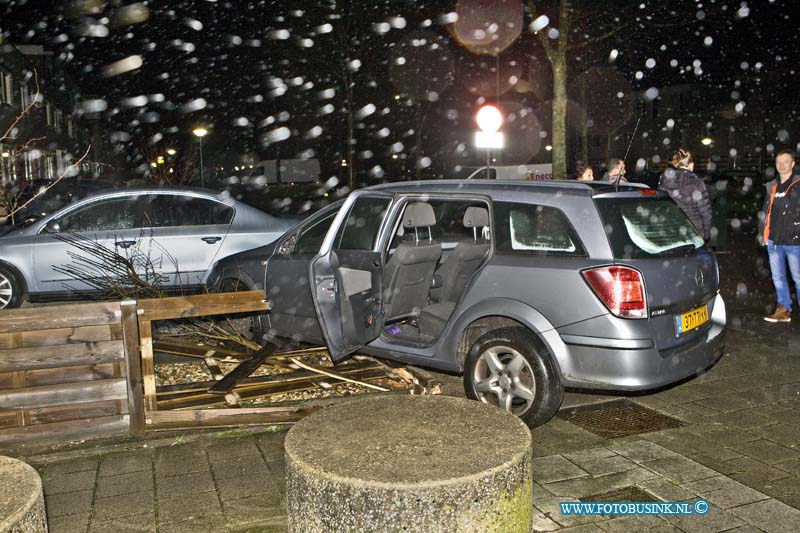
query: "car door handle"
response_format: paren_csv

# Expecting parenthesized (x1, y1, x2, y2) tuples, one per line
(202, 236, 222, 244)
(115, 240, 136, 249)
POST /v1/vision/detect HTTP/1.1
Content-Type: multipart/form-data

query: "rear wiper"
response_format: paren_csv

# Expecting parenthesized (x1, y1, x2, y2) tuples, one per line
(655, 244, 697, 256)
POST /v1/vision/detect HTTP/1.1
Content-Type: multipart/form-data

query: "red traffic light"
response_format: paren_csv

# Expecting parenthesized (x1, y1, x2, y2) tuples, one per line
(476, 105, 503, 133)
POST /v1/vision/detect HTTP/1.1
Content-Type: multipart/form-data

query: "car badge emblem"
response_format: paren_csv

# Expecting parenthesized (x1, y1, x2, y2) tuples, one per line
(694, 269, 704, 287)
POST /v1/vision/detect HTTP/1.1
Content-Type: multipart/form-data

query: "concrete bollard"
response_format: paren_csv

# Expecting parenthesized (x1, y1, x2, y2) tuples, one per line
(0, 456, 47, 533)
(285, 395, 532, 532)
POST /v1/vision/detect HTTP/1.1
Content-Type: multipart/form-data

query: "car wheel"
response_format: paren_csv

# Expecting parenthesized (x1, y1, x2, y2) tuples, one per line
(216, 279, 267, 345)
(0, 265, 24, 310)
(463, 326, 563, 428)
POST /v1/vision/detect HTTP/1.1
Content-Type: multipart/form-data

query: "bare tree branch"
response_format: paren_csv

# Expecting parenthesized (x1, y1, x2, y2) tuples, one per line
(0, 69, 40, 144)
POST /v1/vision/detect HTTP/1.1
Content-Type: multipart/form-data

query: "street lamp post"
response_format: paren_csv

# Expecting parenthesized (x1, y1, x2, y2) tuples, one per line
(474, 105, 504, 179)
(192, 128, 208, 187)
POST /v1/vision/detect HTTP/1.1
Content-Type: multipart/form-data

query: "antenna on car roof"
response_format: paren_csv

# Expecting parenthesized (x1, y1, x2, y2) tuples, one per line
(615, 115, 642, 192)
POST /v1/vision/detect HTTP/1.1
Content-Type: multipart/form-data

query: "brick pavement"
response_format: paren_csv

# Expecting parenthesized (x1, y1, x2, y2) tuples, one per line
(7, 311, 800, 532)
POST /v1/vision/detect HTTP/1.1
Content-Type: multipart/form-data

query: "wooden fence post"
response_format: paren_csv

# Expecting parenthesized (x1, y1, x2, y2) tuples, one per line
(120, 300, 145, 436)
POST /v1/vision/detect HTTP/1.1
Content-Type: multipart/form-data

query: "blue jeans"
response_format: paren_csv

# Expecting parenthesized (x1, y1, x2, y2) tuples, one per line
(767, 241, 800, 312)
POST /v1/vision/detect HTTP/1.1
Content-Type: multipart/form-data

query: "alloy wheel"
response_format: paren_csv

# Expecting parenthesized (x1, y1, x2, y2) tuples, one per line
(472, 344, 536, 415)
(0, 271, 13, 309)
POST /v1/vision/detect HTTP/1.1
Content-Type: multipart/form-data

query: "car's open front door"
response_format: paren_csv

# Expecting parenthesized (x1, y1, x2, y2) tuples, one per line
(310, 192, 394, 362)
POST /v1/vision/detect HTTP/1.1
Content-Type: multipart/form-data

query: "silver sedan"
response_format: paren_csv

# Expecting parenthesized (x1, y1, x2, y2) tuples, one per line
(0, 186, 295, 309)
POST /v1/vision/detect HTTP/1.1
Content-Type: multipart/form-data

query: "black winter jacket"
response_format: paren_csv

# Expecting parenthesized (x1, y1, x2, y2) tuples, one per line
(763, 175, 800, 245)
(658, 167, 713, 240)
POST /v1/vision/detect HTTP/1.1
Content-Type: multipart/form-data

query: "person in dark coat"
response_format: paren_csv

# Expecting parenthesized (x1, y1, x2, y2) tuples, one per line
(762, 149, 800, 323)
(658, 148, 712, 241)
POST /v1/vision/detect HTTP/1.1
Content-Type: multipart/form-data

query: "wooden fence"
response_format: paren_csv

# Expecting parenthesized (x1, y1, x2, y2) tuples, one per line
(0, 291, 319, 445)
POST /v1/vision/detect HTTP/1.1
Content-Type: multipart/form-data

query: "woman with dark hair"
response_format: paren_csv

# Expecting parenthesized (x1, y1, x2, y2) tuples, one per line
(575, 164, 594, 181)
(658, 148, 712, 241)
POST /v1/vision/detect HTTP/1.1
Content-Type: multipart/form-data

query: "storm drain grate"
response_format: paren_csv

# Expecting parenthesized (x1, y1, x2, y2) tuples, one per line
(580, 486, 660, 503)
(558, 399, 684, 438)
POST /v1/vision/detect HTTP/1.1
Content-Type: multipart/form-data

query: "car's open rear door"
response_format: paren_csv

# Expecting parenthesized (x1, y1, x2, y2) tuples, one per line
(310, 192, 394, 362)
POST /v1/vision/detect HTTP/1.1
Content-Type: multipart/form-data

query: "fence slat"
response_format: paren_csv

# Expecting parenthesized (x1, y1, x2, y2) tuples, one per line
(146, 407, 317, 429)
(121, 301, 145, 436)
(139, 321, 157, 412)
(0, 340, 124, 372)
(0, 302, 122, 333)
(0, 415, 129, 447)
(136, 291, 269, 322)
(0, 378, 127, 410)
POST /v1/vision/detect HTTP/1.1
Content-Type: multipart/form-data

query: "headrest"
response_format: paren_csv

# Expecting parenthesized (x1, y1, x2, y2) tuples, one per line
(463, 206, 489, 228)
(402, 202, 436, 228)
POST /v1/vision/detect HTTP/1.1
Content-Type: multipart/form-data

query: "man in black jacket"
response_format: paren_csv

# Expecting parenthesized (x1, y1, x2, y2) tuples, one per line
(763, 149, 800, 323)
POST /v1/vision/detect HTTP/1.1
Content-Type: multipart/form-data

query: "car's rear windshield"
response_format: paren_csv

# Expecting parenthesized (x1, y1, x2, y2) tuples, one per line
(594, 196, 704, 259)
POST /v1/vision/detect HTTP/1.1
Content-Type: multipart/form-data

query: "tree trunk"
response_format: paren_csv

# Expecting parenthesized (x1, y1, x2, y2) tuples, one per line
(551, 57, 568, 180)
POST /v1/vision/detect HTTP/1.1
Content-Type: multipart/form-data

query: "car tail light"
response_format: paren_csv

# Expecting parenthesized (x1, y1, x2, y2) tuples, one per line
(582, 266, 647, 319)
(640, 189, 657, 195)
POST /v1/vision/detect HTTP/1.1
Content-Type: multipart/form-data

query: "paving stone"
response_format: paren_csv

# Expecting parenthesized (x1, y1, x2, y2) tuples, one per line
(47, 512, 90, 533)
(639, 429, 712, 456)
(578, 456, 639, 477)
(533, 455, 590, 484)
(210, 453, 270, 480)
(730, 472, 794, 497)
(684, 475, 770, 509)
(729, 498, 800, 533)
(206, 439, 262, 461)
(775, 458, 800, 476)
(636, 477, 696, 502)
(642, 456, 718, 484)
(533, 481, 556, 500)
(44, 457, 99, 478)
(228, 521, 288, 533)
(155, 471, 215, 499)
(530, 508, 561, 532)
(44, 469, 97, 496)
(96, 470, 154, 498)
(156, 490, 222, 524)
(222, 493, 286, 527)
(93, 490, 155, 521)
(708, 409, 777, 430)
(756, 475, 800, 499)
(534, 496, 606, 528)
(154, 448, 210, 478)
(542, 467, 658, 498)
(663, 502, 745, 533)
(596, 515, 675, 532)
(98, 451, 152, 477)
(690, 427, 760, 447)
(692, 395, 755, 413)
(608, 440, 678, 464)
(89, 513, 157, 532)
(216, 472, 279, 501)
(749, 423, 800, 447)
(255, 431, 287, 460)
(558, 523, 606, 532)
(654, 404, 715, 425)
(722, 458, 791, 479)
(766, 409, 800, 428)
(45, 489, 93, 518)
(158, 514, 228, 533)
(730, 439, 800, 465)
(688, 453, 747, 475)
(651, 387, 709, 405)
(773, 491, 800, 510)
(563, 448, 617, 466)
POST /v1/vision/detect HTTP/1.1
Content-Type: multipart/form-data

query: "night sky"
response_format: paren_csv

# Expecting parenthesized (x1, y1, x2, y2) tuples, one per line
(1, 0, 797, 181)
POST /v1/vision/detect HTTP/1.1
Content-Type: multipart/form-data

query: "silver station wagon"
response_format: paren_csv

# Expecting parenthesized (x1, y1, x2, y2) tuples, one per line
(209, 180, 726, 427)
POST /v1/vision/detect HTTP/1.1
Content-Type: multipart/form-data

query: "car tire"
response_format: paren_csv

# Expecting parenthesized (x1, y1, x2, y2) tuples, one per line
(463, 326, 563, 428)
(0, 264, 24, 310)
(217, 279, 267, 346)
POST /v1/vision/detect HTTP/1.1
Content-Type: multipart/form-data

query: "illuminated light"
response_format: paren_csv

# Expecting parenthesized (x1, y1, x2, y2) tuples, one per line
(474, 131, 504, 149)
(0, 151, 9, 157)
(157, 156, 164, 164)
(192, 127, 208, 138)
(166, 148, 176, 155)
(150, 162, 157, 168)
(545, 145, 553, 151)
(234, 166, 239, 171)
(392, 154, 399, 159)
(476, 105, 503, 132)
(324, 192, 329, 197)
(394, 94, 401, 100)
(701, 137, 713, 146)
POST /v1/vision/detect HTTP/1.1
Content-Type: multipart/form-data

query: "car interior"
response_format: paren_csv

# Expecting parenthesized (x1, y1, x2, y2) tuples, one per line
(381, 198, 491, 344)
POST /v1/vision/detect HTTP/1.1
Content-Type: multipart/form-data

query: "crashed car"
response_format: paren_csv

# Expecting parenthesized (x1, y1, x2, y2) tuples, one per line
(209, 179, 726, 427)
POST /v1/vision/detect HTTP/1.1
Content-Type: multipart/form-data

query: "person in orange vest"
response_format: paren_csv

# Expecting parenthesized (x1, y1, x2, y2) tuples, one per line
(763, 149, 800, 323)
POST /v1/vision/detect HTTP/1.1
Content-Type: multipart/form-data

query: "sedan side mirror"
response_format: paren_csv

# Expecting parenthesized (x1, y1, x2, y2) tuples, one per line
(44, 220, 61, 234)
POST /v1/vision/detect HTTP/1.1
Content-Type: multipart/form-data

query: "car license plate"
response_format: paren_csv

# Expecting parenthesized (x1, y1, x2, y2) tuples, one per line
(675, 304, 709, 335)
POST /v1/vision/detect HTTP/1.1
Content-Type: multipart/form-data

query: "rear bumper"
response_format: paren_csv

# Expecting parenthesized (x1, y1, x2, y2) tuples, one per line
(556, 293, 726, 391)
